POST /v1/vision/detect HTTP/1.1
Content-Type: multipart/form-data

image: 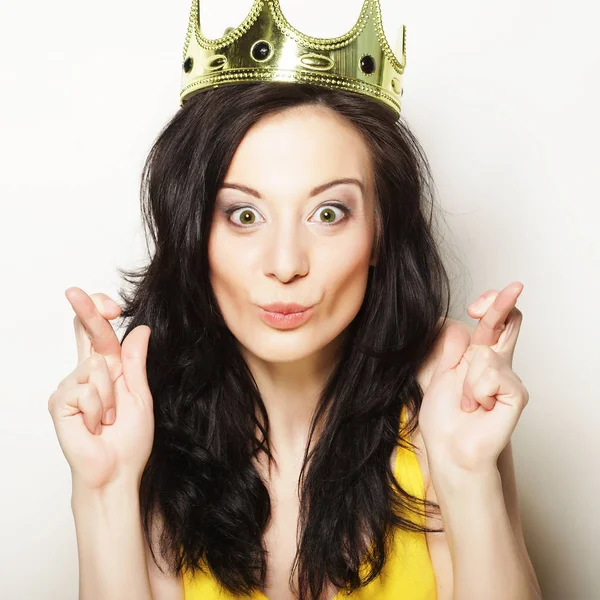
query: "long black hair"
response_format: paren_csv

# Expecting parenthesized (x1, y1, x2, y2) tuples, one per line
(115, 81, 452, 599)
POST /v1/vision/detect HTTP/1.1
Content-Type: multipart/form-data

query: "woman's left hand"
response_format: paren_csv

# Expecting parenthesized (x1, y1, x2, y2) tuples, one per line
(418, 282, 529, 474)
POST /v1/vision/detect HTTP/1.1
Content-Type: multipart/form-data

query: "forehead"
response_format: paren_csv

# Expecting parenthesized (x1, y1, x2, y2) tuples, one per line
(223, 105, 372, 198)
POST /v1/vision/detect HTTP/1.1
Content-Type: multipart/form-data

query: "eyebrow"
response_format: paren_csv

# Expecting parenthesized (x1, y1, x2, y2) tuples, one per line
(219, 177, 365, 199)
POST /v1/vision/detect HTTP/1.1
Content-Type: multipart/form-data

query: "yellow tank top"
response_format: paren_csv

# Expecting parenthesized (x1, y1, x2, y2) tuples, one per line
(183, 405, 437, 599)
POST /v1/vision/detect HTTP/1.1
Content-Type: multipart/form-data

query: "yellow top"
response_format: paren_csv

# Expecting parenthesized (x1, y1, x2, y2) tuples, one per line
(183, 405, 437, 599)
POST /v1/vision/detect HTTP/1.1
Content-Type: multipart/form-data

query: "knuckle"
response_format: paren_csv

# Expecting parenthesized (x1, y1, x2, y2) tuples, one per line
(47, 389, 58, 412)
(79, 382, 99, 402)
(80, 384, 104, 416)
(484, 364, 500, 380)
(481, 320, 495, 331)
(58, 371, 79, 391)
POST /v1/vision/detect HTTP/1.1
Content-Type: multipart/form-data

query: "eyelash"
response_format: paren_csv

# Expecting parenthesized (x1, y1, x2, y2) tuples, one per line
(223, 202, 352, 229)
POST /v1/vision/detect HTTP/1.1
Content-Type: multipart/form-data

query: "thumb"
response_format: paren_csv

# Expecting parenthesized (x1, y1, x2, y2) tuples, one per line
(432, 321, 472, 378)
(121, 325, 152, 405)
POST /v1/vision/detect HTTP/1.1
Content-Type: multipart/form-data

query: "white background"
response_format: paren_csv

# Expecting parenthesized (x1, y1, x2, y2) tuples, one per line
(0, 0, 598, 598)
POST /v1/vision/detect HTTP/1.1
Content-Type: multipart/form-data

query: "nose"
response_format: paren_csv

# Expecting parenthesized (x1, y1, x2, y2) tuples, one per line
(262, 222, 309, 283)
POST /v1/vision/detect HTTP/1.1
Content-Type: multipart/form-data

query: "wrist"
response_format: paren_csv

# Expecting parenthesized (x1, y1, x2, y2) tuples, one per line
(429, 465, 505, 542)
(71, 476, 140, 514)
(429, 461, 501, 497)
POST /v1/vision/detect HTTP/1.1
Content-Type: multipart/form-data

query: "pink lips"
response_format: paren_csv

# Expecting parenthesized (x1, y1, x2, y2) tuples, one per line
(259, 302, 312, 314)
(258, 303, 314, 330)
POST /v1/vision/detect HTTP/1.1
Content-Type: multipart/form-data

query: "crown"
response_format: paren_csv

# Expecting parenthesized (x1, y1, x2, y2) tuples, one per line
(180, 0, 407, 117)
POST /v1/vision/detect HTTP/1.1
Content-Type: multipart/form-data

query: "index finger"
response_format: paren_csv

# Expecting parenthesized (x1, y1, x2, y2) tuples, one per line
(66, 287, 122, 365)
(471, 282, 524, 346)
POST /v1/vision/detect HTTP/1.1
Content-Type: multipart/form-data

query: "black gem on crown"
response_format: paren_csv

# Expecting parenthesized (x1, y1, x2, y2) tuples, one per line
(360, 55, 376, 74)
(251, 40, 272, 61)
(183, 57, 193, 73)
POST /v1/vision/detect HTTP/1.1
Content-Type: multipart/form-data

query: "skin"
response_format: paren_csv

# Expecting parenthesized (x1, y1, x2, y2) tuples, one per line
(208, 104, 378, 466)
(419, 285, 543, 599)
(49, 289, 155, 599)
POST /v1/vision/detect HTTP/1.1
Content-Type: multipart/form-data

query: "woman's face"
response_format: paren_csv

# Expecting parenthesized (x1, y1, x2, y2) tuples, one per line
(208, 104, 377, 363)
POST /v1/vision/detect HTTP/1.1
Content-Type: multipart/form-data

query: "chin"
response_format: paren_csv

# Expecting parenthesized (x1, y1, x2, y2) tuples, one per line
(234, 321, 347, 364)
(238, 327, 320, 362)
(246, 346, 314, 364)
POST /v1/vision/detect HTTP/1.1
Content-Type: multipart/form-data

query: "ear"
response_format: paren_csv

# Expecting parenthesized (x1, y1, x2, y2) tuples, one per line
(369, 246, 377, 267)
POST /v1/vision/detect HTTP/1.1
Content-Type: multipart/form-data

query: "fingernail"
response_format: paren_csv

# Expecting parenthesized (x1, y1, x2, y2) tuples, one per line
(95, 423, 102, 435)
(105, 408, 116, 425)
(106, 298, 120, 310)
(97, 297, 119, 312)
(468, 299, 478, 311)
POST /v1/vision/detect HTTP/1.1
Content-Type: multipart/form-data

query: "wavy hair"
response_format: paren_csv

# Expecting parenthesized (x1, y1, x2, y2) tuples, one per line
(114, 81, 452, 599)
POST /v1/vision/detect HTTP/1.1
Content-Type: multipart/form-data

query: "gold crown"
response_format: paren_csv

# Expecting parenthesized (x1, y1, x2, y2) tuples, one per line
(180, 0, 407, 117)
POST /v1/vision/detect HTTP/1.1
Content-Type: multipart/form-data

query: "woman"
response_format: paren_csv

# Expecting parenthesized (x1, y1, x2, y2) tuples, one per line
(48, 80, 542, 600)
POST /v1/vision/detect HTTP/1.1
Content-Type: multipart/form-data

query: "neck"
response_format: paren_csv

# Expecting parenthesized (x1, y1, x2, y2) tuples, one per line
(240, 329, 349, 466)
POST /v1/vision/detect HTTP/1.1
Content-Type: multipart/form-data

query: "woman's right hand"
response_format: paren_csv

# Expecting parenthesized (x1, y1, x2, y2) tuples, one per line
(48, 287, 155, 491)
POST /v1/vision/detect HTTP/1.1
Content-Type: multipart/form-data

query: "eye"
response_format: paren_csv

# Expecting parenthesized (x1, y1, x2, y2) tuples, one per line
(223, 202, 351, 228)
(225, 206, 264, 227)
(310, 203, 350, 225)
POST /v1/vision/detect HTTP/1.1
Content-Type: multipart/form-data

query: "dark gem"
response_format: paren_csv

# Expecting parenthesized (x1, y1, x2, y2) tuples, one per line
(252, 41, 271, 61)
(360, 55, 376, 74)
(183, 57, 193, 73)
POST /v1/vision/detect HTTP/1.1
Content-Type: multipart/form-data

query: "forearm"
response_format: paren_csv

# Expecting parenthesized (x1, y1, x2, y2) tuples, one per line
(432, 466, 541, 600)
(71, 478, 153, 600)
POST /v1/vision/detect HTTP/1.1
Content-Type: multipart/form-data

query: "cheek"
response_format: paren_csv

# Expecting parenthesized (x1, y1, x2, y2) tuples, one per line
(320, 245, 371, 317)
(208, 227, 251, 311)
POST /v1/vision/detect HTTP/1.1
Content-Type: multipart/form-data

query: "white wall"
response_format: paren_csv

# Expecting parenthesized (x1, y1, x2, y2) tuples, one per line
(0, 0, 597, 598)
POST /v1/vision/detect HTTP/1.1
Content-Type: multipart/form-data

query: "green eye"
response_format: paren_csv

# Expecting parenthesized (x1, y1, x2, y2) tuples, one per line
(225, 206, 262, 226)
(238, 209, 256, 225)
(224, 202, 351, 228)
(316, 206, 341, 224)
